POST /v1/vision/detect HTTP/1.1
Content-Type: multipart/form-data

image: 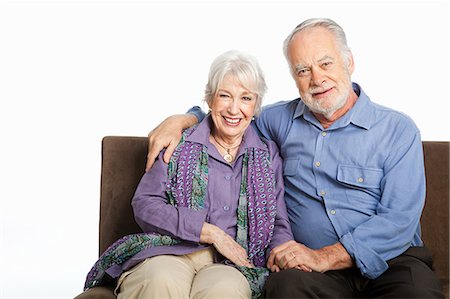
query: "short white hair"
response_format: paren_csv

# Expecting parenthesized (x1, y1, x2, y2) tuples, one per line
(204, 50, 267, 115)
(283, 18, 352, 72)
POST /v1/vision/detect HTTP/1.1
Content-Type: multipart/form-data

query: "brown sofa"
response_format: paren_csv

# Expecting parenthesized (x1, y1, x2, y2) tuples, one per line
(74, 138, 449, 299)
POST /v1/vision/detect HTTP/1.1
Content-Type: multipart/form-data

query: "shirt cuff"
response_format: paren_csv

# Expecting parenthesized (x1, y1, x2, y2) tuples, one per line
(177, 207, 208, 243)
(340, 232, 388, 279)
(187, 106, 206, 123)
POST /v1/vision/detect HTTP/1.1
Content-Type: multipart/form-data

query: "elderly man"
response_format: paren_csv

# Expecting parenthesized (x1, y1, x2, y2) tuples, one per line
(145, 18, 444, 298)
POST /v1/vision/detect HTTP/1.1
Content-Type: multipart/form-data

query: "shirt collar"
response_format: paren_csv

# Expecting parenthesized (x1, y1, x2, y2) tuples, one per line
(186, 114, 267, 151)
(293, 82, 374, 130)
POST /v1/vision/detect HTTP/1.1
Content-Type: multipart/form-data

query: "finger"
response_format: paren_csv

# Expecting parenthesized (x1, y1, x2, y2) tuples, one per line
(239, 258, 253, 268)
(267, 250, 275, 268)
(270, 264, 280, 272)
(300, 265, 312, 272)
(228, 251, 252, 267)
(269, 241, 298, 268)
(145, 147, 160, 171)
(163, 140, 178, 164)
(282, 251, 297, 269)
(277, 250, 293, 269)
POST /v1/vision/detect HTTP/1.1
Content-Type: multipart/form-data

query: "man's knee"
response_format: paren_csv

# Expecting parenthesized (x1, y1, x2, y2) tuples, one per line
(263, 269, 314, 298)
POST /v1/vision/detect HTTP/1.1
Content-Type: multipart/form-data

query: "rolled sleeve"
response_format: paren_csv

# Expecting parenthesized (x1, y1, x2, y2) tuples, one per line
(340, 131, 425, 278)
(340, 232, 388, 279)
(187, 106, 206, 123)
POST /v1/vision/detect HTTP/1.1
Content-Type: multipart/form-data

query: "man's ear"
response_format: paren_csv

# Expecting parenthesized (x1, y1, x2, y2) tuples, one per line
(347, 51, 355, 75)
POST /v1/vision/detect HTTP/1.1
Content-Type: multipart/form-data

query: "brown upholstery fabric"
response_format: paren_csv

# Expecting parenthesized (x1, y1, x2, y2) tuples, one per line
(98, 137, 146, 254)
(74, 138, 449, 298)
(421, 142, 449, 296)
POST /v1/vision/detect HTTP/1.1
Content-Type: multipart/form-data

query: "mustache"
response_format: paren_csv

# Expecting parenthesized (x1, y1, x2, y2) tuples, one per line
(309, 84, 332, 94)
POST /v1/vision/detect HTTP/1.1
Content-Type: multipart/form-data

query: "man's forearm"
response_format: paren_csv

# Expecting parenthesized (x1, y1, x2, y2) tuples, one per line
(182, 113, 199, 129)
(318, 242, 354, 271)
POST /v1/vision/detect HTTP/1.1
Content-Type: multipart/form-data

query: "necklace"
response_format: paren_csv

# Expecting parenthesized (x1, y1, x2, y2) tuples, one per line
(212, 135, 240, 163)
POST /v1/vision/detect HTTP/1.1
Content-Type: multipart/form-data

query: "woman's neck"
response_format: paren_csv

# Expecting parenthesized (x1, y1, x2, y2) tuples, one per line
(210, 129, 243, 149)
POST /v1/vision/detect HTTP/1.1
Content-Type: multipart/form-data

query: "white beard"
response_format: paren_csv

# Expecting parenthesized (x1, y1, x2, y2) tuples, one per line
(302, 88, 349, 119)
(300, 73, 352, 119)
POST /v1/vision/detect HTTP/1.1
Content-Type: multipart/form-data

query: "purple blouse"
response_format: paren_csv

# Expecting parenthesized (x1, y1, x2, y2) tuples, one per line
(106, 116, 293, 278)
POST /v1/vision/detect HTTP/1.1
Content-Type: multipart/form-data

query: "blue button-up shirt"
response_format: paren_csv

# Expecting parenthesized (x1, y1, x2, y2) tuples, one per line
(190, 83, 426, 279)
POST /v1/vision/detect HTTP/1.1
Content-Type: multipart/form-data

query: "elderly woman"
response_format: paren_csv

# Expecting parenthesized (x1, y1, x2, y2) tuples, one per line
(84, 50, 293, 299)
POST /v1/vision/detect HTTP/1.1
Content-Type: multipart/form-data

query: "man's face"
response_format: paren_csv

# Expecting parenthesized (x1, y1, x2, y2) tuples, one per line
(287, 27, 354, 119)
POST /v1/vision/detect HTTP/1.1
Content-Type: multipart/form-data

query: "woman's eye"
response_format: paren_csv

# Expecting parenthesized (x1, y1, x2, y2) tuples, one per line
(219, 94, 230, 98)
(242, 96, 253, 101)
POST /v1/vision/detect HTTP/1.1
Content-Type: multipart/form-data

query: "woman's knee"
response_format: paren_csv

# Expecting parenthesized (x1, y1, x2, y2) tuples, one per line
(118, 256, 193, 298)
(191, 265, 251, 299)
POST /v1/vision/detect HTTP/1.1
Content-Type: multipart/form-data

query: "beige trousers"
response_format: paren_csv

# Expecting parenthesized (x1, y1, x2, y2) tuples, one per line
(116, 247, 251, 299)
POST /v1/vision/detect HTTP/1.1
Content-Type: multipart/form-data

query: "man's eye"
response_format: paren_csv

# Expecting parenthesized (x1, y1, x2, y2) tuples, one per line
(297, 69, 310, 76)
(322, 61, 332, 68)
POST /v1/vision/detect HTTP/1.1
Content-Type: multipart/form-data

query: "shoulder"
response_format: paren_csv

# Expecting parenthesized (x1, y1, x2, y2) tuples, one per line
(370, 101, 420, 137)
(260, 99, 301, 118)
(356, 84, 419, 136)
(255, 98, 301, 143)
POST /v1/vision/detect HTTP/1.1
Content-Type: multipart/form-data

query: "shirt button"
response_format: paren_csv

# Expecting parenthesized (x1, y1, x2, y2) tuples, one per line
(223, 206, 230, 211)
(224, 175, 231, 180)
(357, 177, 364, 183)
(315, 161, 321, 167)
(320, 190, 326, 196)
(322, 132, 327, 137)
(330, 210, 336, 215)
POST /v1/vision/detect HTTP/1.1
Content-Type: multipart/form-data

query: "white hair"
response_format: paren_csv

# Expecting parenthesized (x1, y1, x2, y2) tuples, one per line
(283, 18, 352, 71)
(204, 50, 267, 115)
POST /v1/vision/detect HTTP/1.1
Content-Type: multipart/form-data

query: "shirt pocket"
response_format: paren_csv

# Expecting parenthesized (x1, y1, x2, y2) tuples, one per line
(283, 158, 300, 176)
(337, 164, 383, 189)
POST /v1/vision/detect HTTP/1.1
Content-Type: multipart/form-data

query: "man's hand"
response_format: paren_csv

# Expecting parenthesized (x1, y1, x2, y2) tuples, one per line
(146, 114, 198, 171)
(200, 222, 253, 268)
(267, 240, 353, 273)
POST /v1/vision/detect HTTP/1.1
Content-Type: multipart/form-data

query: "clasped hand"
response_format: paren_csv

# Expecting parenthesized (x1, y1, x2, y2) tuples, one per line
(267, 240, 329, 273)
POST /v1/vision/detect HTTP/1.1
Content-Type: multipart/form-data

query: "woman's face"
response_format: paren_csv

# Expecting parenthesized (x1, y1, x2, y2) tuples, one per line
(209, 74, 257, 141)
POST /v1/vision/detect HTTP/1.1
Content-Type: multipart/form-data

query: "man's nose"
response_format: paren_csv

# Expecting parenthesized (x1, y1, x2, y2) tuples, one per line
(311, 68, 326, 86)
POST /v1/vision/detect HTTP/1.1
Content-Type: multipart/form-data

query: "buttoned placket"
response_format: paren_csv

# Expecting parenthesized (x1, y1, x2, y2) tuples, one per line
(313, 130, 327, 199)
(313, 130, 338, 218)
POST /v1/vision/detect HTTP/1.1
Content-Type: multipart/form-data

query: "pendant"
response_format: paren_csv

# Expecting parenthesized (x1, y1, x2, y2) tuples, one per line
(223, 153, 234, 163)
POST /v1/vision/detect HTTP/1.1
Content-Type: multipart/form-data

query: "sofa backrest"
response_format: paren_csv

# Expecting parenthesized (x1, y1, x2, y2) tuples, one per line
(420, 141, 449, 283)
(99, 137, 145, 254)
(98, 137, 449, 288)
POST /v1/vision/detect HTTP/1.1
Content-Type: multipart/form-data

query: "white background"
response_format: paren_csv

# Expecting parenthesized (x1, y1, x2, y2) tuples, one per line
(0, 0, 449, 298)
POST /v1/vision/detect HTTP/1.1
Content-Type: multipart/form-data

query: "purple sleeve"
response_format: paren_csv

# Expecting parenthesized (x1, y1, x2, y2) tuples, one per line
(132, 153, 208, 243)
(265, 140, 294, 257)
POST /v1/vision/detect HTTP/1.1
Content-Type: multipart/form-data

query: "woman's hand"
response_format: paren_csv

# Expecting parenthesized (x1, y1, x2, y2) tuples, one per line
(267, 240, 353, 273)
(146, 114, 198, 171)
(200, 223, 253, 268)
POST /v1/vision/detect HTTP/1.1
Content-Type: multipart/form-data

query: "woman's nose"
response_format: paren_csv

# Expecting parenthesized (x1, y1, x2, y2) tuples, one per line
(227, 99, 240, 114)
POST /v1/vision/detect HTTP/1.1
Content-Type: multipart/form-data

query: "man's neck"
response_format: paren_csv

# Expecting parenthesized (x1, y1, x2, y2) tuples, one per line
(313, 89, 359, 129)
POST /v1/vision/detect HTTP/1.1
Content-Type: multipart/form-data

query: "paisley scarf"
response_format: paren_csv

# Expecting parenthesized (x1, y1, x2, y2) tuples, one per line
(84, 126, 277, 298)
